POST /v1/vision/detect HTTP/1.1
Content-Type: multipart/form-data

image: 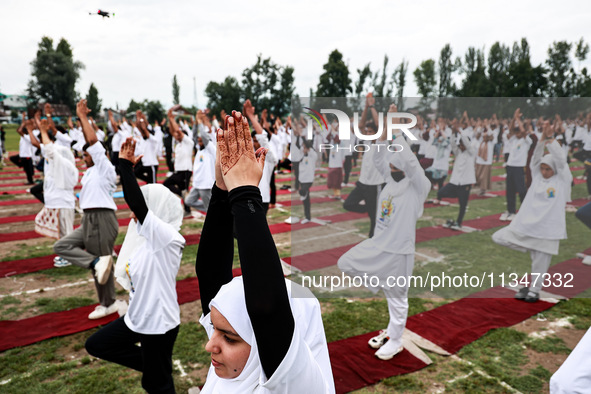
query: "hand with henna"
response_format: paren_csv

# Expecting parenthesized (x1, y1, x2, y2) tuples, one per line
(217, 111, 267, 191)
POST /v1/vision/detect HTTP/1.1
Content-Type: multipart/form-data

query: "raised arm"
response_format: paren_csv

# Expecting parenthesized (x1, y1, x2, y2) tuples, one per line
(243, 99, 263, 135)
(195, 124, 235, 314)
(167, 106, 184, 142)
(118, 137, 148, 224)
(219, 111, 293, 379)
(76, 99, 98, 146)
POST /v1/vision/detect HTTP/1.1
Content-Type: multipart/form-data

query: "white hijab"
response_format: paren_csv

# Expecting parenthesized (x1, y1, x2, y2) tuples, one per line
(201, 277, 335, 393)
(115, 184, 184, 290)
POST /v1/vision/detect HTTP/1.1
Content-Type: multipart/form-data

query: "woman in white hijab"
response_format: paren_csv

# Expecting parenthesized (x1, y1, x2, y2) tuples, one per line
(86, 137, 185, 394)
(195, 111, 335, 393)
(492, 121, 572, 302)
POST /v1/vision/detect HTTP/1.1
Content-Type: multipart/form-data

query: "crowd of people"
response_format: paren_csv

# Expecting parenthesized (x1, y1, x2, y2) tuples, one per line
(4, 94, 591, 392)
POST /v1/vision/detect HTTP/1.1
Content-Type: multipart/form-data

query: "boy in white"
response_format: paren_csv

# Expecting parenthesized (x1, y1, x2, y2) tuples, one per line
(32, 119, 78, 267)
(437, 128, 477, 229)
(501, 109, 533, 221)
(338, 131, 430, 360)
(54, 100, 119, 320)
(186, 123, 216, 212)
(492, 123, 572, 302)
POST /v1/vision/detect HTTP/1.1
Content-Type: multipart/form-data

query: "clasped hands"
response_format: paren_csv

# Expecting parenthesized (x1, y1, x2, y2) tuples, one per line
(215, 111, 267, 191)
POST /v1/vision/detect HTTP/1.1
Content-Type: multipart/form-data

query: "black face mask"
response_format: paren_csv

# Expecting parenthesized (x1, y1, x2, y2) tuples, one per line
(391, 171, 405, 182)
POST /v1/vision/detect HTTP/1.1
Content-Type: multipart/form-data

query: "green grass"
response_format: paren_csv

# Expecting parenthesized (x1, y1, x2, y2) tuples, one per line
(3, 124, 19, 152)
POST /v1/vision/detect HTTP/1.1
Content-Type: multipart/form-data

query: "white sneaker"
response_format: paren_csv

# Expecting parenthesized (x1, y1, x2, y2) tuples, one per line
(88, 303, 118, 320)
(583, 255, 591, 266)
(53, 257, 72, 268)
(368, 330, 389, 349)
(94, 255, 113, 285)
(300, 219, 310, 224)
(506, 213, 515, 221)
(500, 211, 509, 221)
(375, 339, 403, 360)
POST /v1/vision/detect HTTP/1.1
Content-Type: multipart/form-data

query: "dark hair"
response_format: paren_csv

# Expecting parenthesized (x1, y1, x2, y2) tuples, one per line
(82, 141, 107, 152)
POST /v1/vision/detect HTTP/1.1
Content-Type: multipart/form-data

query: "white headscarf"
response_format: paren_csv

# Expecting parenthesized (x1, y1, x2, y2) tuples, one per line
(201, 277, 335, 393)
(540, 153, 556, 173)
(115, 184, 184, 290)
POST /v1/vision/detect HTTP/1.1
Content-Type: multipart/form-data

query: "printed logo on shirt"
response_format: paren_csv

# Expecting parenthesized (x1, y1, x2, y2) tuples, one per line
(378, 196, 395, 224)
(125, 261, 135, 294)
(547, 187, 556, 198)
(199, 154, 203, 162)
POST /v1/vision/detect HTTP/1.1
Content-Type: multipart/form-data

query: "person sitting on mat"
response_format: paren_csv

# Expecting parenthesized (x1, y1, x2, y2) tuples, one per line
(86, 137, 185, 393)
(195, 110, 335, 392)
(492, 121, 572, 302)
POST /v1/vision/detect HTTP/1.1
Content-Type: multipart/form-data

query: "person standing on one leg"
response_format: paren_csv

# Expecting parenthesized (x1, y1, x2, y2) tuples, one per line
(492, 123, 572, 302)
(134, 111, 159, 184)
(338, 127, 430, 360)
(10, 112, 36, 185)
(163, 106, 195, 214)
(54, 99, 119, 320)
(437, 126, 477, 230)
(343, 94, 386, 238)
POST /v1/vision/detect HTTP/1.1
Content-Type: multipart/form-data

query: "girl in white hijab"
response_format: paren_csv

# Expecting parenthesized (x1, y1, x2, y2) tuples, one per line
(195, 111, 334, 393)
(492, 122, 572, 302)
(86, 137, 185, 394)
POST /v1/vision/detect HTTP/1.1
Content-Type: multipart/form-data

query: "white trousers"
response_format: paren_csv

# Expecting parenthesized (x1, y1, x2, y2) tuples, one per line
(492, 228, 552, 294)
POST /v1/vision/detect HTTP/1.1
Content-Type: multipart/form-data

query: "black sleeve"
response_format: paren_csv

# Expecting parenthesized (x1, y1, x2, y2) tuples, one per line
(229, 185, 294, 379)
(119, 159, 148, 224)
(195, 183, 235, 315)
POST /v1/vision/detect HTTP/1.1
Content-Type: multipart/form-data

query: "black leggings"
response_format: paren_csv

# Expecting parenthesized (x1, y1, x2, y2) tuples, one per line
(135, 164, 157, 184)
(10, 155, 34, 183)
(30, 181, 44, 203)
(438, 183, 472, 225)
(299, 182, 312, 220)
(163, 171, 191, 196)
(343, 182, 381, 238)
(343, 156, 353, 184)
(85, 317, 179, 394)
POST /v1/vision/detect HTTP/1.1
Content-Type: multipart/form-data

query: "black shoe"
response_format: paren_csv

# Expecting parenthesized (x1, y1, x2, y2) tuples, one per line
(515, 287, 529, 300)
(524, 291, 539, 303)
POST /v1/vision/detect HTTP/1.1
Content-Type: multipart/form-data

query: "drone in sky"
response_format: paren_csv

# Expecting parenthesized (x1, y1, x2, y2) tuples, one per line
(89, 9, 114, 18)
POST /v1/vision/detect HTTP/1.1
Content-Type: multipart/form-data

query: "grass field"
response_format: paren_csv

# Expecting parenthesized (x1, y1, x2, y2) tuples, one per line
(0, 148, 590, 392)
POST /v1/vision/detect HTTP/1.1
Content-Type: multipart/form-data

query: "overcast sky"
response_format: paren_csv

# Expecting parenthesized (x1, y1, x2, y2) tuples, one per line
(1, 0, 590, 112)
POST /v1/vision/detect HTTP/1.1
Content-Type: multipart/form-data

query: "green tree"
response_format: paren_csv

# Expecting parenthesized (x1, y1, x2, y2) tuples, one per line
(438, 44, 459, 97)
(143, 100, 165, 124)
(458, 47, 493, 97)
(393, 59, 408, 109)
(316, 50, 352, 97)
(27, 36, 85, 110)
(505, 38, 546, 97)
(546, 41, 575, 97)
(574, 37, 589, 69)
(487, 42, 511, 96)
(413, 59, 437, 115)
(241, 55, 295, 117)
(85, 83, 102, 118)
(205, 76, 243, 117)
(126, 99, 144, 114)
(172, 75, 180, 105)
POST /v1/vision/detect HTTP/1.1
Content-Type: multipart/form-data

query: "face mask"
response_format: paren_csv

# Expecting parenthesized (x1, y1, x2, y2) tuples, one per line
(391, 171, 405, 182)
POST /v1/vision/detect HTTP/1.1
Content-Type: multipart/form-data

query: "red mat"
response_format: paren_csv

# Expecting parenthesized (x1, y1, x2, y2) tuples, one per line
(0, 268, 242, 353)
(329, 333, 428, 393)
(405, 286, 555, 354)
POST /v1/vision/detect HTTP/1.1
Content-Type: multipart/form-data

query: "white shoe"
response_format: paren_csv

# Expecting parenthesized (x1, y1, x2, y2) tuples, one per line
(583, 255, 591, 266)
(94, 255, 113, 285)
(499, 211, 509, 221)
(88, 303, 118, 320)
(300, 219, 310, 224)
(375, 339, 403, 360)
(506, 213, 515, 221)
(368, 330, 389, 349)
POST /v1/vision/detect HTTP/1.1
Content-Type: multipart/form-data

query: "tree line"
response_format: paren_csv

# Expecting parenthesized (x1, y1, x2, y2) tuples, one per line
(23, 36, 591, 120)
